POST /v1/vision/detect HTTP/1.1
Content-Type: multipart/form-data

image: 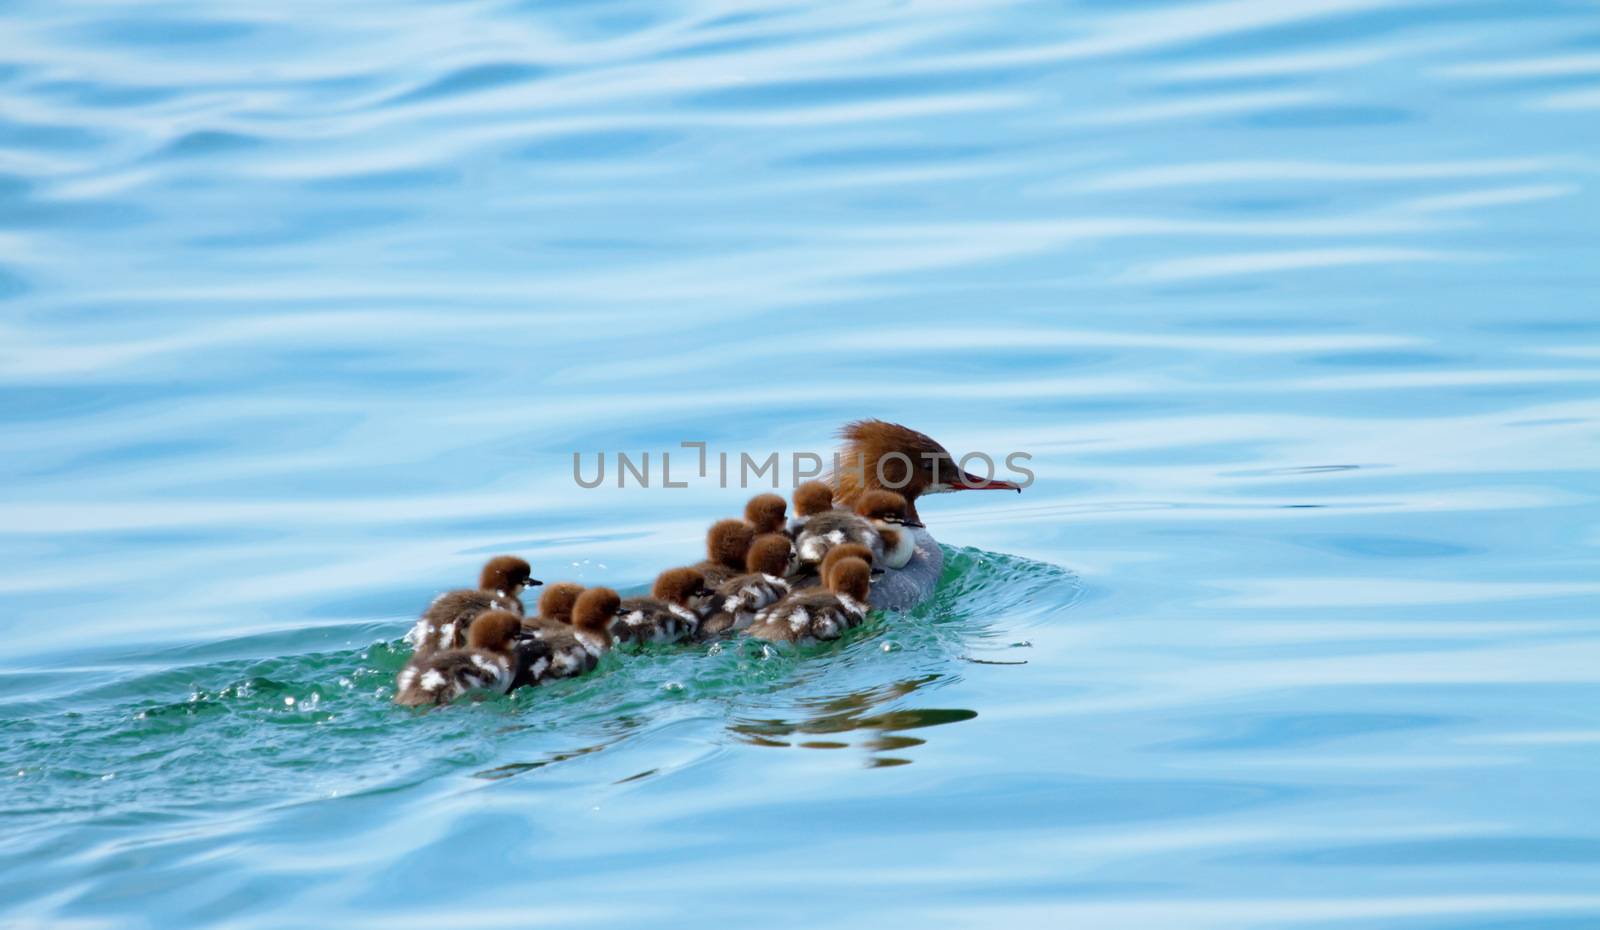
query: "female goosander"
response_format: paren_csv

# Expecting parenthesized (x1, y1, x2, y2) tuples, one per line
(395, 610, 521, 706)
(744, 493, 788, 536)
(692, 518, 756, 588)
(520, 586, 624, 682)
(788, 480, 834, 535)
(831, 419, 1019, 524)
(746, 556, 873, 644)
(698, 532, 794, 638)
(409, 556, 541, 660)
(853, 489, 923, 569)
(615, 568, 711, 646)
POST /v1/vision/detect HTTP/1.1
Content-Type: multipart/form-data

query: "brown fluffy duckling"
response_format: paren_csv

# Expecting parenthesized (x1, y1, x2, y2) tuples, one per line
(616, 568, 711, 646)
(793, 500, 880, 569)
(515, 581, 587, 681)
(534, 582, 585, 626)
(698, 533, 795, 639)
(395, 610, 522, 706)
(409, 556, 541, 660)
(521, 586, 624, 682)
(746, 556, 873, 644)
(854, 489, 923, 569)
(692, 518, 756, 588)
(825, 541, 885, 581)
(744, 493, 788, 536)
(788, 540, 878, 592)
(788, 480, 835, 535)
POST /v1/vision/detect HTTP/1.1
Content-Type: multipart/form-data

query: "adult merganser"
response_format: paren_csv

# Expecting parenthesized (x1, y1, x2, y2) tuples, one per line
(692, 518, 756, 588)
(408, 556, 541, 660)
(831, 419, 1020, 524)
(853, 489, 923, 569)
(746, 556, 873, 644)
(788, 480, 834, 535)
(394, 610, 521, 706)
(744, 493, 788, 536)
(615, 568, 710, 646)
(830, 420, 1022, 611)
(698, 532, 794, 638)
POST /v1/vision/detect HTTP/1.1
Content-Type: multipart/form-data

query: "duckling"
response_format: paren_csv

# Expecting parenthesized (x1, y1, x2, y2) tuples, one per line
(744, 493, 788, 536)
(853, 489, 923, 569)
(692, 518, 756, 588)
(825, 541, 885, 581)
(698, 533, 795, 638)
(395, 610, 522, 706)
(514, 581, 585, 682)
(408, 556, 541, 660)
(793, 499, 881, 569)
(616, 568, 710, 646)
(531, 581, 585, 627)
(787, 539, 876, 592)
(520, 586, 625, 683)
(746, 556, 873, 644)
(788, 480, 835, 535)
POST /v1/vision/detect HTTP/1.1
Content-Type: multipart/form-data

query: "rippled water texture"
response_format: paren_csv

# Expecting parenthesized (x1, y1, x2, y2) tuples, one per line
(4, 0, 1600, 926)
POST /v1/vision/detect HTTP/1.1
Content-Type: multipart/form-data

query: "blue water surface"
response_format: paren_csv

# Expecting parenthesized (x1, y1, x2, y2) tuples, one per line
(3, 0, 1600, 926)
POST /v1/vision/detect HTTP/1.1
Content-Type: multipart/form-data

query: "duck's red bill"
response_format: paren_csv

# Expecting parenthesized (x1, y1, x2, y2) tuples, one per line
(954, 472, 1022, 492)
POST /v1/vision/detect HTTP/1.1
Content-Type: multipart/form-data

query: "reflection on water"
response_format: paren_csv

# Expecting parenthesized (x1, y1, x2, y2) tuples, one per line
(730, 674, 977, 767)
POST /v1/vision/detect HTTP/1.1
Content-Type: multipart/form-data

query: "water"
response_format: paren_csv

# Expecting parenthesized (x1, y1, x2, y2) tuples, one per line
(3, 0, 1599, 925)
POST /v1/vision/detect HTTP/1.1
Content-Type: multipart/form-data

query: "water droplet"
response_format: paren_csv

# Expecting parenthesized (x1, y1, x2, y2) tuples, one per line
(284, 696, 296, 707)
(706, 642, 723, 656)
(662, 681, 684, 693)
(881, 640, 900, 653)
(101, 773, 115, 781)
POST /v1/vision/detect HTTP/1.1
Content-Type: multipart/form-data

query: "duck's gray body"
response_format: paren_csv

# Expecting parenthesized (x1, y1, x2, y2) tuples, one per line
(869, 528, 942, 611)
